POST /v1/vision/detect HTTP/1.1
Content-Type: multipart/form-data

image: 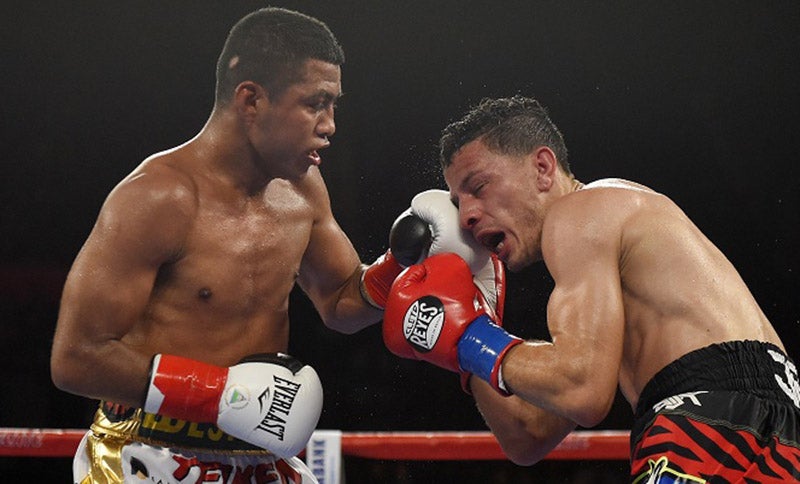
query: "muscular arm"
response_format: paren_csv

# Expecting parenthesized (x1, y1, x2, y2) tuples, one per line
(471, 378, 576, 465)
(51, 167, 194, 407)
(501, 193, 626, 428)
(296, 172, 381, 334)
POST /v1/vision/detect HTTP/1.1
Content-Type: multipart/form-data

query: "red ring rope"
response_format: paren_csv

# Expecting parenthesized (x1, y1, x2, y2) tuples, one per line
(0, 428, 629, 460)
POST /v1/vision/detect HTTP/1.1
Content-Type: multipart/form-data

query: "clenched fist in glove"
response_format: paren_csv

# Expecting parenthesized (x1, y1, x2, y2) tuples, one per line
(144, 352, 322, 458)
(393, 189, 506, 319)
(383, 253, 523, 395)
(362, 189, 505, 317)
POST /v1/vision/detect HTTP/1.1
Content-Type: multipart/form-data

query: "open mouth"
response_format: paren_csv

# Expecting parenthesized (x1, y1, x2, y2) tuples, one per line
(482, 232, 506, 254)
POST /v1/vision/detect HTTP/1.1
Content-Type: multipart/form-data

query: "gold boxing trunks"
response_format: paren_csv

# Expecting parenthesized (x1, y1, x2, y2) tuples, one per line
(73, 401, 317, 484)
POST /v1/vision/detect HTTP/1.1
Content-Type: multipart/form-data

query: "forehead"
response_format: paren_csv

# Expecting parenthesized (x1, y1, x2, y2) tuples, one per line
(444, 139, 499, 185)
(291, 59, 342, 95)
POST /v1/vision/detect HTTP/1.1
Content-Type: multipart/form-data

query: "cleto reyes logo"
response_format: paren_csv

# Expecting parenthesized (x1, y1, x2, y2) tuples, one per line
(403, 296, 445, 353)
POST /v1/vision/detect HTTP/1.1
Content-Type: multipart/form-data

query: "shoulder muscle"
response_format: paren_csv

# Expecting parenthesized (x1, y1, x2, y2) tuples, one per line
(93, 162, 198, 265)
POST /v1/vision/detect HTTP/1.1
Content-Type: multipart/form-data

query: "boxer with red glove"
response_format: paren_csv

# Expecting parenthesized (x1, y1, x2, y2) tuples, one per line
(383, 253, 522, 395)
(144, 352, 323, 458)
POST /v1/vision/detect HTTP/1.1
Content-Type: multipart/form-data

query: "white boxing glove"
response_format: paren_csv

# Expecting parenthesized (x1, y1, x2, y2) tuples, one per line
(144, 352, 323, 458)
(405, 189, 505, 318)
(409, 189, 488, 272)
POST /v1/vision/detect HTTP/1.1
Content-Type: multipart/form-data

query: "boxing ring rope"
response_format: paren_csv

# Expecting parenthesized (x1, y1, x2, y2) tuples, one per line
(0, 428, 629, 460)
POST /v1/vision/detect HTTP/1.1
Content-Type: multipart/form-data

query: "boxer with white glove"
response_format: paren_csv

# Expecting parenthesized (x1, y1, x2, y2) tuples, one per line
(383, 253, 522, 396)
(144, 352, 322, 458)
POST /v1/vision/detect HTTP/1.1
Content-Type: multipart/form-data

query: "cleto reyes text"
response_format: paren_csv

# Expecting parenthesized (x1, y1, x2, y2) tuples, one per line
(404, 296, 444, 352)
(255, 376, 301, 440)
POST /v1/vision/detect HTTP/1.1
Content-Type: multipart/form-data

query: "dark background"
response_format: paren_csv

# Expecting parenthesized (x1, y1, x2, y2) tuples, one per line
(1, 1, 798, 482)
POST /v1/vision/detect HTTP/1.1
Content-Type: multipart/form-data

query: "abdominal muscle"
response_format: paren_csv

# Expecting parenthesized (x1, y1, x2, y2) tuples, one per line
(122, 308, 292, 369)
(120, 226, 307, 369)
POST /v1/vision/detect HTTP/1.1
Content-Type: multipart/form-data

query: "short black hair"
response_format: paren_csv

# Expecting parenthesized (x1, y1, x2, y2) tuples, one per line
(214, 7, 345, 106)
(440, 95, 570, 173)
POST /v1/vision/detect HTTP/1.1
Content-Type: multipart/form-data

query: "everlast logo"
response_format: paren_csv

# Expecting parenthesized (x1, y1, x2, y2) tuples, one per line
(402, 295, 444, 353)
(255, 375, 302, 440)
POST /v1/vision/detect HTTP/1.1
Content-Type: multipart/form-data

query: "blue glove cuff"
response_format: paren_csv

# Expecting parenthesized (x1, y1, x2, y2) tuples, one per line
(457, 314, 517, 384)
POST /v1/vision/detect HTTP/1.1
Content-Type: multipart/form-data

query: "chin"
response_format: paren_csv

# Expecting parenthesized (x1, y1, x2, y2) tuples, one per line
(505, 253, 536, 273)
(502, 255, 522, 273)
(505, 261, 525, 273)
(282, 161, 313, 180)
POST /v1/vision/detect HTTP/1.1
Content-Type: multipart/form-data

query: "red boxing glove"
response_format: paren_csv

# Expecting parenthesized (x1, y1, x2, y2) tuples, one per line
(361, 250, 404, 309)
(383, 253, 485, 372)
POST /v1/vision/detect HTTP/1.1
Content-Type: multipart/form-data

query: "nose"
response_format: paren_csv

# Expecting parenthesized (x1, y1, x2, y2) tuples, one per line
(459, 199, 479, 230)
(317, 107, 336, 138)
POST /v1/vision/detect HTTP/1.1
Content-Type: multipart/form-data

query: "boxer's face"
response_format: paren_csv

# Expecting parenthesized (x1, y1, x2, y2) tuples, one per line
(445, 139, 546, 271)
(250, 59, 342, 178)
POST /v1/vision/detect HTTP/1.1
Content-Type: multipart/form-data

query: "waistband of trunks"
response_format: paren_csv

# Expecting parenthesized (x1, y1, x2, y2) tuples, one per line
(635, 340, 797, 419)
(90, 401, 268, 454)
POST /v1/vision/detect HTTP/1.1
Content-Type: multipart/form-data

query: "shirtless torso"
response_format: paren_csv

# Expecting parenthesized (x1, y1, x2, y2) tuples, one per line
(102, 145, 317, 363)
(576, 179, 783, 408)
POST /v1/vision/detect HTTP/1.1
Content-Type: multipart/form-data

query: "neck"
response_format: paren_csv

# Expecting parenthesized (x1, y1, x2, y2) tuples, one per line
(193, 117, 274, 195)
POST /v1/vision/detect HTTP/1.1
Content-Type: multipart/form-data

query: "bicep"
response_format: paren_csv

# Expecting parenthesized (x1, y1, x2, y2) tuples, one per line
(543, 212, 626, 389)
(547, 255, 625, 356)
(55, 176, 190, 347)
(297, 213, 362, 318)
(51, 170, 198, 403)
(295, 172, 378, 331)
(58, 222, 161, 344)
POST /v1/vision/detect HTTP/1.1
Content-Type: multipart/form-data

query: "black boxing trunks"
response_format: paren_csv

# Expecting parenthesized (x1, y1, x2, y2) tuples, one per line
(72, 401, 317, 483)
(630, 341, 800, 483)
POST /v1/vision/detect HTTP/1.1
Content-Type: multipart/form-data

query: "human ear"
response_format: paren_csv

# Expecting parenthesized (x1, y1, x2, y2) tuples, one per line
(533, 146, 558, 191)
(233, 81, 264, 118)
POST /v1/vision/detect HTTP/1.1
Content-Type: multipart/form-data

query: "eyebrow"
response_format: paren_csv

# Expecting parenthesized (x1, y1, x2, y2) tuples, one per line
(318, 89, 344, 102)
(449, 170, 477, 207)
(460, 170, 480, 191)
